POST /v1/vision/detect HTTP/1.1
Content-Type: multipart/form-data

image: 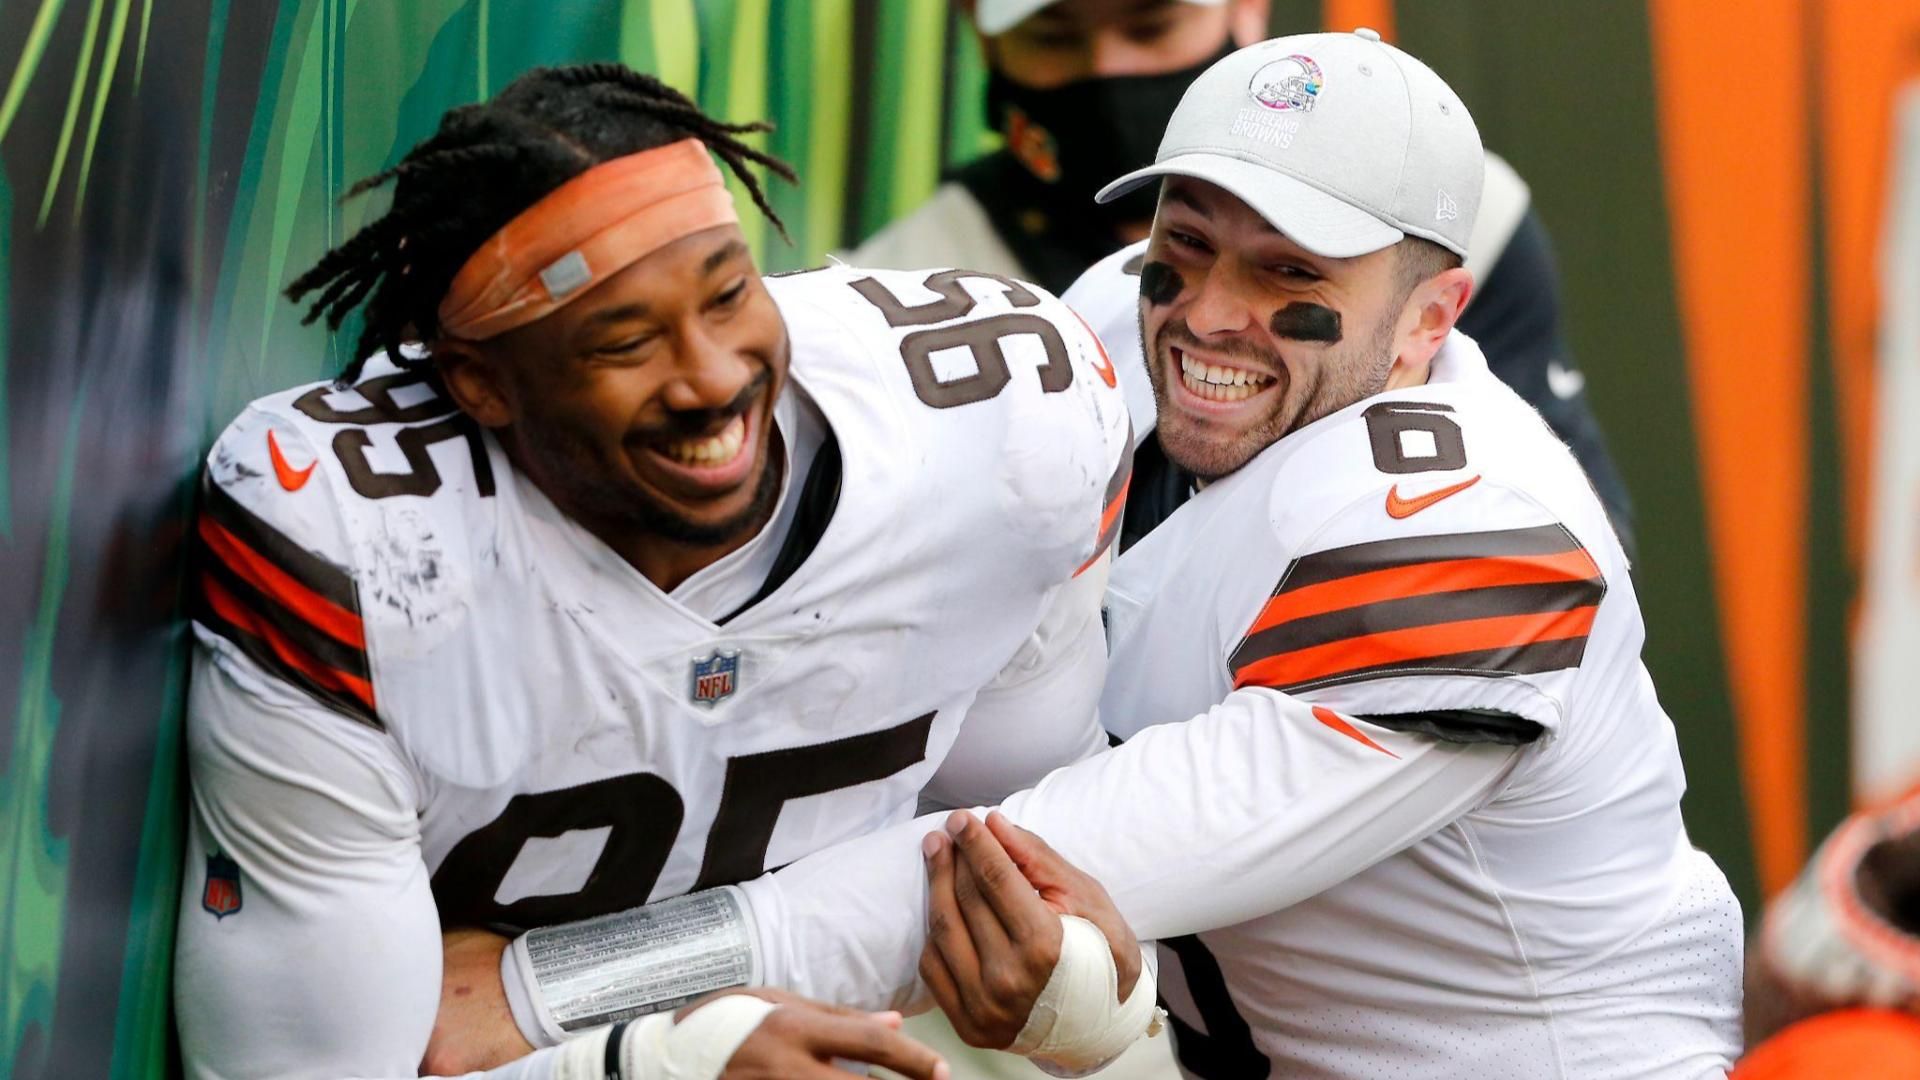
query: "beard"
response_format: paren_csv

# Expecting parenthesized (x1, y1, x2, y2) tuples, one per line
(510, 376, 784, 549)
(1144, 306, 1397, 481)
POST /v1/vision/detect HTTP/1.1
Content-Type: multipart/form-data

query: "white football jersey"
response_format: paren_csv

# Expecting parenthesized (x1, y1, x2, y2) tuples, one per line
(722, 248, 1742, 1080)
(176, 265, 1130, 1079)
(1060, 247, 1744, 1077)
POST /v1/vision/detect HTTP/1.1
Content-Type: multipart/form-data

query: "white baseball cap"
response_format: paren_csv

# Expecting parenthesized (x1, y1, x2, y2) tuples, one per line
(975, 0, 1224, 36)
(1095, 29, 1485, 258)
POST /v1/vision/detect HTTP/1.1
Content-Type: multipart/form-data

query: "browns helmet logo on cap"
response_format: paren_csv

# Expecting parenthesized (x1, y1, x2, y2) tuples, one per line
(1249, 55, 1323, 113)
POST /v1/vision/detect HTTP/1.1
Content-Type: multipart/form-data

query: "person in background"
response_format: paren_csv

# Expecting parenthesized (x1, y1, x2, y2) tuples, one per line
(854, 0, 1636, 552)
(1734, 787, 1920, 1078)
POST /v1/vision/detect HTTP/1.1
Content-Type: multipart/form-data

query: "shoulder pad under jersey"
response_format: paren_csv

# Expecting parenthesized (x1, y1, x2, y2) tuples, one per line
(769, 264, 1134, 584)
(192, 354, 499, 728)
(1062, 241, 1155, 446)
(1217, 335, 1617, 728)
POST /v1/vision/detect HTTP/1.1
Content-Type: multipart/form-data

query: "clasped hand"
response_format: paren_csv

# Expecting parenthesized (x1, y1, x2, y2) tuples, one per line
(918, 809, 1143, 1050)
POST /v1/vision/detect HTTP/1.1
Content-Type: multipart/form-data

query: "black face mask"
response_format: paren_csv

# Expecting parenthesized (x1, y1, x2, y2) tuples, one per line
(985, 42, 1235, 229)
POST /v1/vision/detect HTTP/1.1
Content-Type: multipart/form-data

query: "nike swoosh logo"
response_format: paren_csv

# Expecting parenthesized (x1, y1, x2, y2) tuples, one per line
(1312, 707, 1399, 758)
(267, 430, 317, 492)
(1385, 474, 1480, 519)
(1547, 359, 1586, 400)
(1091, 346, 1117, 388)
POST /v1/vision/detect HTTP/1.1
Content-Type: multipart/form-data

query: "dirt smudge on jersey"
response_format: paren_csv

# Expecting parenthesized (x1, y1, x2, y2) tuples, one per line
(211, 443, 263, 483)
(363, 512, 448, 625)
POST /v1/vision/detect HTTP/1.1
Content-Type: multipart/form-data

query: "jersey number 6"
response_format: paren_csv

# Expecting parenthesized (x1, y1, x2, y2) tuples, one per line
(1363, 401, 1468, 474)
(850, 270, 1073, 409)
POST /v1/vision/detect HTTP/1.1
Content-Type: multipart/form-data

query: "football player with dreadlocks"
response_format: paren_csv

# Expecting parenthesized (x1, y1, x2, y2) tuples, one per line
(173, 63, 1138, 1080)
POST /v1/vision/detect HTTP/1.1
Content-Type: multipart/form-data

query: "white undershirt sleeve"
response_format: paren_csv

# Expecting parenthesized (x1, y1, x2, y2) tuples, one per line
(919, 561, 1111, 810)
(998, 688, 1523, 935)
(175, 648, 582, 1080)
(743, 687, 1522, 1009)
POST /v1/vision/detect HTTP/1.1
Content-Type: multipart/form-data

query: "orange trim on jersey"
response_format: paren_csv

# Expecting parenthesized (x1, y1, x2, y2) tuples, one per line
(1075, 474, 1132, 573)
(1234, 606, 1598, 690)
(201, 572, 376, 711)
(1075, 422, 1134, 577)
(1311, 706, 1399, 758)
(1099, 474, 1130, 535)
(197, 516, 365, 648)
(1246, 548, 1603, 638)
(1068, 308, 1119, 388)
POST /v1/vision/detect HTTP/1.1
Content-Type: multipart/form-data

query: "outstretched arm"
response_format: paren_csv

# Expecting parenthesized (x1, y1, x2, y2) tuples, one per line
(477, 687, 1515, 1072)
(746, 687, 1520, 1008)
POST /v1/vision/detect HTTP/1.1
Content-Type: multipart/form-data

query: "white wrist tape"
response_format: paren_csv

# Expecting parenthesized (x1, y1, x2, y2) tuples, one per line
(1008, 915, 1161, 1076)
(550, 995, 778, 1080)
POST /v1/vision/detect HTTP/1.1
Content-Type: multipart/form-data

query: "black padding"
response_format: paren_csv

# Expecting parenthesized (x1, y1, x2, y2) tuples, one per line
(1359, 708, 1546, 746)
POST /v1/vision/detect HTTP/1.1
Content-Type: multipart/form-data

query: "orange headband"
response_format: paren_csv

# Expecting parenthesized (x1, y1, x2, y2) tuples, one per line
(436, 139, 739, 341)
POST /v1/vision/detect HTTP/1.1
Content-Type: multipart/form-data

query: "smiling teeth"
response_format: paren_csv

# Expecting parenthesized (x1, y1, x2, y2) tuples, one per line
(662, 414, 746, 467)
(1179, 352, 1274, 402)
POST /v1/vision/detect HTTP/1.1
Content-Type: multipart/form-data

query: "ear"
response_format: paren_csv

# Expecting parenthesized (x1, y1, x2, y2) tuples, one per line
(1231, 0, 1272, 45)
(1392, 266, 1474, 371)
(433, 340, 516, 429)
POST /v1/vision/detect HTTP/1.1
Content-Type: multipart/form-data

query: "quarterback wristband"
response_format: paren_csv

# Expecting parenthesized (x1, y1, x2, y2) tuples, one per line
(508, 886, 761, 1044)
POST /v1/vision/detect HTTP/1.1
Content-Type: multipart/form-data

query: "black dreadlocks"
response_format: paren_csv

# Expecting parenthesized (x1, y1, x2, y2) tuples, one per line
(286, 63, 798, 384)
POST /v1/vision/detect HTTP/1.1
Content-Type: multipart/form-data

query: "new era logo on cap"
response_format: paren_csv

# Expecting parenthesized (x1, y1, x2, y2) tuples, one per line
(1436, 188, 1460, 222)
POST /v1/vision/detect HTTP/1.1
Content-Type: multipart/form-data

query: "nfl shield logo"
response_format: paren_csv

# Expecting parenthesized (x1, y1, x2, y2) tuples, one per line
(202, 853, 242, 919)
(689, 650, 741, 707)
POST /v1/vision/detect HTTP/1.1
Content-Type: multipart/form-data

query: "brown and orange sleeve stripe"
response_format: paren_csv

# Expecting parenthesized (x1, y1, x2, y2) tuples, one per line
(1229, 524, 1606, 694)
(1075, 421, 1133, 577)
(191, 476, 378, 728)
